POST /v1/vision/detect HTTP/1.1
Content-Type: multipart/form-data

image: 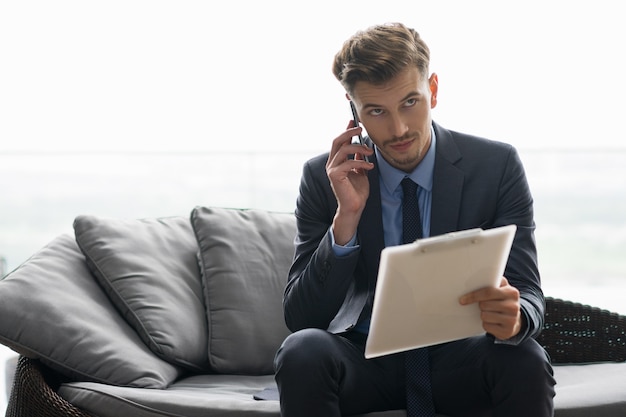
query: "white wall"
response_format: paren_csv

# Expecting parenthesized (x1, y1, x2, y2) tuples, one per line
(1, 1, 625, 154)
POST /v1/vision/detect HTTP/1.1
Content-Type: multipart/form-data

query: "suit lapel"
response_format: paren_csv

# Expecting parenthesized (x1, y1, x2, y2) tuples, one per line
(431, 123, 465, 236)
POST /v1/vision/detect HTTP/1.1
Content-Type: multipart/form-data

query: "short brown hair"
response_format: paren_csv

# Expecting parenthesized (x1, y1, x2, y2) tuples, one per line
(332, 22, 431, 96)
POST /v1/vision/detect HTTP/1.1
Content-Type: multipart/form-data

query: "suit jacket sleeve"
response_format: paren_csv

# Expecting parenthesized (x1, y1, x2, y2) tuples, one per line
(282, 154, 361, 332)
(495, 146, 545, 342)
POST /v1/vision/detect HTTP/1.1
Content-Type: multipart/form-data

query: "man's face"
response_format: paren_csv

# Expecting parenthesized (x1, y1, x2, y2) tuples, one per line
(351, 67, 438, 173)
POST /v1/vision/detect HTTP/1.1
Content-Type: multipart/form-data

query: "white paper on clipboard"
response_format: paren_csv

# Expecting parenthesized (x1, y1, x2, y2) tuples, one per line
(364, 224, 517, 359)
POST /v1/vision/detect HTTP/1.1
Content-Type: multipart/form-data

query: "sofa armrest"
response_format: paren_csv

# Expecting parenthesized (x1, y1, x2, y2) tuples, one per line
(6, 356, 94, 417)
(539, 297, 626, 364)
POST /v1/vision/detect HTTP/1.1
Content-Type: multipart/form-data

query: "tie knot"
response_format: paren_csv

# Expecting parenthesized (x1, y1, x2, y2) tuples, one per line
(401, 177, 418, 196)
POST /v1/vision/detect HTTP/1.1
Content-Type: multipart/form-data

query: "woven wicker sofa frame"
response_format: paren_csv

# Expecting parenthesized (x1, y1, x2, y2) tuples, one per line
(6, 296, 626, 417)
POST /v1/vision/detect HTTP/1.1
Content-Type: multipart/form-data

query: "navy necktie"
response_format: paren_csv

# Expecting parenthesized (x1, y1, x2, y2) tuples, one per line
(401, 178, 435, 417)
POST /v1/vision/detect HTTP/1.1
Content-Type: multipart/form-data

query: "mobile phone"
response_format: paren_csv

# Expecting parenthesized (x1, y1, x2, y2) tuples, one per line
(349, 101, 370, 163)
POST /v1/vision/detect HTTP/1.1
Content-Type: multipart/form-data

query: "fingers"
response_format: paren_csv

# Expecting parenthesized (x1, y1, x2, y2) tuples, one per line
(327, 122, 359, 162)
(325, 123, 375, 244)
(480, 302, 523, 340)
(459, 276, 522, 339)
(326, 124, 374, 172)
(459, 277, 513, 305)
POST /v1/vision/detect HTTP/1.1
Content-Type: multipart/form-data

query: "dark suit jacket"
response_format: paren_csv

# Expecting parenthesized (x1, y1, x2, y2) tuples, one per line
(283, 121, 544, 343)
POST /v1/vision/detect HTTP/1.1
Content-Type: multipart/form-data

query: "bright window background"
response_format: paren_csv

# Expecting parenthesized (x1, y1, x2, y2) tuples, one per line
(1, 1, 625, 408)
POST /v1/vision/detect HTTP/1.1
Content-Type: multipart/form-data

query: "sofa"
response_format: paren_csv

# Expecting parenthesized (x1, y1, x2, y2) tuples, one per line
(1, 206, 625, 417)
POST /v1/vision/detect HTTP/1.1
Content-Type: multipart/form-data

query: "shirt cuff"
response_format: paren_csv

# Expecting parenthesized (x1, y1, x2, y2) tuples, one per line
(330, 227, 359, 257)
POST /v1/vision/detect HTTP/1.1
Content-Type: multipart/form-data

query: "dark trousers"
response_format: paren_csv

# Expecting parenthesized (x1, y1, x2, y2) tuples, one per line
(274, 328, 555, 417)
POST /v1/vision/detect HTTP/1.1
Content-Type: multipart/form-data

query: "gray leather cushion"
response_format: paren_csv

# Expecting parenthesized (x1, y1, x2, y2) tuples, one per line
(190, 207, 294, 375)
(59, 375, 281, 417)
(57, 362, 626, 417)
(0, 235, 182, 388)
(552, 362, 626, 415)
(74, 215, 209, 371)
(59, 375, 411, 417)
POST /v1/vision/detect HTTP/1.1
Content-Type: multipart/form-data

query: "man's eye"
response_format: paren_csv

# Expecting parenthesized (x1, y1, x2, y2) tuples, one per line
(370, 109, 384, 116)
(405, 98, 417, 107)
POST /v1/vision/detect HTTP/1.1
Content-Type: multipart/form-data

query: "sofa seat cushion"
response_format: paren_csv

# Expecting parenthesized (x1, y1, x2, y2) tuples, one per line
(58, 375, 280, 417)
(57, 375, 414, 417)
(553, 362, 626, 415)
(57, 362, 626, 417)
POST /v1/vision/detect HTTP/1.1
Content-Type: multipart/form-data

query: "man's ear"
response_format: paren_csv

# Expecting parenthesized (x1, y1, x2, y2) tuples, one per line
(429, 73, 439, 108)
(345, 92, 352, 101)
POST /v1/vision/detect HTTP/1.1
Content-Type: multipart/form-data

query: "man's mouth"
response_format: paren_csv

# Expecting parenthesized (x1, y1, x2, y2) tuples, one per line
(389, 138, 415, 152)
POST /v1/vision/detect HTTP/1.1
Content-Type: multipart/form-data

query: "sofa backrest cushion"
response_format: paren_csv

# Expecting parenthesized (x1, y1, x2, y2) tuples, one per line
(0, 234, 182, 388)
(191, 206, 294, 375)
(74, 215, 209, 372)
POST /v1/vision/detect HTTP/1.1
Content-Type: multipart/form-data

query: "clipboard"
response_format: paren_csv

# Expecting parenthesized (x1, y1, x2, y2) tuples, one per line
(364, 224, 517, 359)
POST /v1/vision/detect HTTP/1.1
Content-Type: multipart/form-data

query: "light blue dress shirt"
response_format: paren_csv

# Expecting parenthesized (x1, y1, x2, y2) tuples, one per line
(377, 129, 436, 246)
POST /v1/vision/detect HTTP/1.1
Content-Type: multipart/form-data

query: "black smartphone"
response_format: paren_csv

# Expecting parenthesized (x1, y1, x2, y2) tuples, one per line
(349, 101, 370, 163)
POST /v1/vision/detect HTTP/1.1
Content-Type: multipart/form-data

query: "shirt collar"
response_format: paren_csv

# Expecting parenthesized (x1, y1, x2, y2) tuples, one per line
(376, 125, 436, 195)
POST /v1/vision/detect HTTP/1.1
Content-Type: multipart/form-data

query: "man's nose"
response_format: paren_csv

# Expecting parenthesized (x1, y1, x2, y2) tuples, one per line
(388, 113, 409, 138)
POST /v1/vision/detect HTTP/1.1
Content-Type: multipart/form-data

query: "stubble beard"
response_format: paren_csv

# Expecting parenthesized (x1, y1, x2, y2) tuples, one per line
(379, 132, 427, 172)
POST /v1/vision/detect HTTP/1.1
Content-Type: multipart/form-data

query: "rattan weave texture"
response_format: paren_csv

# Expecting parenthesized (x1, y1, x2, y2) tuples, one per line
(5, 355, 91, 417)
(538, 297, 626, 363)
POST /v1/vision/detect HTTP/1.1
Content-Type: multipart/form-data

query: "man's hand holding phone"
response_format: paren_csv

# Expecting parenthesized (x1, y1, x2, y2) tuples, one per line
(326, 116, 374, 245)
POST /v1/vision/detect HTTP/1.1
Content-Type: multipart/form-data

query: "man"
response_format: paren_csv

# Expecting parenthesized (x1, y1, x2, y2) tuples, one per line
(274, 22, 555, 417)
